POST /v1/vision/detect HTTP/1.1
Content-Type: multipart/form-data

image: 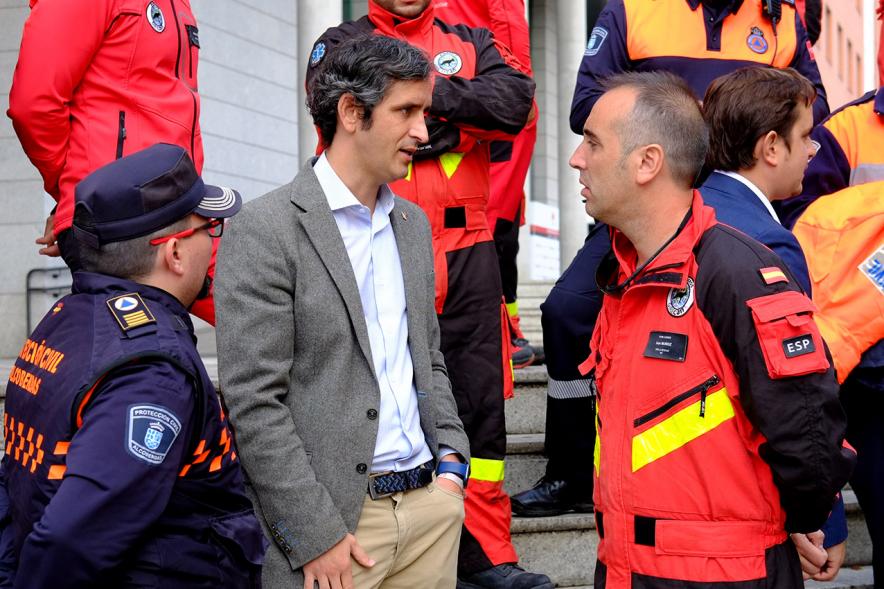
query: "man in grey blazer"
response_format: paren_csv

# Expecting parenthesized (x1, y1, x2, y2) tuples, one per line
(215, 36, 470, 589)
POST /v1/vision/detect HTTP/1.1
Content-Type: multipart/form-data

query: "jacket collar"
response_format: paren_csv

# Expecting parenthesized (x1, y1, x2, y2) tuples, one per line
(605, 190, 716, 291)
(368, 1, 436, 38)
(703, 171, 779, 220)
(72, 271, 193, 328)
(875, 87, 884, 115)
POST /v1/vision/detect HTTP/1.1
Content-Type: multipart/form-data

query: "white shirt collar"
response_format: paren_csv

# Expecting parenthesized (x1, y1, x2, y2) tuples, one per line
(313, 153, 395, 215)
(715, 170, 780, 224)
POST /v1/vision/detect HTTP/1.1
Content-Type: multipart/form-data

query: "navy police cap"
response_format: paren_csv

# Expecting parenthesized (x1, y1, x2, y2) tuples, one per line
(72, 143, 242, 247)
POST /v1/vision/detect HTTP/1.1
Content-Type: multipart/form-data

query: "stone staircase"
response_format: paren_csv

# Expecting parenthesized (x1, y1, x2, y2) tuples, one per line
(506, 282, 875, 588)
(0, 280, 875, 586)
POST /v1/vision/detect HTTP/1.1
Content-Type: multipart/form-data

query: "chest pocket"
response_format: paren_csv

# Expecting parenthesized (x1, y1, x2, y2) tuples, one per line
(746, 291, 830, 378)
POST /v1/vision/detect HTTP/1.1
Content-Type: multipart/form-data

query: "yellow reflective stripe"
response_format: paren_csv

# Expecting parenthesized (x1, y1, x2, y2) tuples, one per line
(469, 457, 505, 482)
(593, 425, 601, 476)
(632, 388, 734, 472)
(439, 152, 465, 179)
(404, 162, 413, 182)
(505, 301, 519, 318)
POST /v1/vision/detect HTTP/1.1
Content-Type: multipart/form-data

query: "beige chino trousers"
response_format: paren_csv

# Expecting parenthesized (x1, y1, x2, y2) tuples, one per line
(352, 480, 465, 588)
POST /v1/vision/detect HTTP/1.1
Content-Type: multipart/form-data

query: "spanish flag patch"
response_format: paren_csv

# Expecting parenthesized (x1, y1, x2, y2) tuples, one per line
(106, 293, 157, 332)
(759, 267, 789, 285)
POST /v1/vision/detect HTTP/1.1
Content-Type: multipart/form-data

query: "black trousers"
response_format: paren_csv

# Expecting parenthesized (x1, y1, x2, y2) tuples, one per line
(492, 209, 520, 306)
(841, 368, 884, 588)
(540, 225, 609, 490)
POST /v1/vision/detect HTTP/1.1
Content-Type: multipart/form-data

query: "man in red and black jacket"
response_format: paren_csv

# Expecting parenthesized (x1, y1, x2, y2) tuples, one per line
(7, 0, 203, 273)
(571, 70, 853, 589)
(306, 2, 548, 588)
(433, 0, 540, 368)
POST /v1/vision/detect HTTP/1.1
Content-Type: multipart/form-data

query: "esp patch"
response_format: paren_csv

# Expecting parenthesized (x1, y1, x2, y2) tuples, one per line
(126, 404, 181, 465)
(782, 334, 816, 358)
(106, 293, 156, 332)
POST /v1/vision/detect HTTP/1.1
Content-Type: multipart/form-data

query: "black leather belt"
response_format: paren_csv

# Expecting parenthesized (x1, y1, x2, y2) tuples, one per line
(367, 461, 434, 500)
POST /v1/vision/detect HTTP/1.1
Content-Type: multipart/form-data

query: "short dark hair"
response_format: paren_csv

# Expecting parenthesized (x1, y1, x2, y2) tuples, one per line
(703, 67, 817, 172)
(307, 35, 431, 147)
(602, 71, 709, 188)
(74, 206, 189, 279)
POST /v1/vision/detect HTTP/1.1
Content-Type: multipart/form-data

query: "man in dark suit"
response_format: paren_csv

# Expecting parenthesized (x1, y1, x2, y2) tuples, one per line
(700, 67, 816, 293)
(700, 65, 846, 582)
(215, 36, 470, 589)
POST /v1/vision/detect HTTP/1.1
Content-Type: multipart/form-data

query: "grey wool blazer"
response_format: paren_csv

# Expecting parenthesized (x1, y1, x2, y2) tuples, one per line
(215, 159, 469, 588)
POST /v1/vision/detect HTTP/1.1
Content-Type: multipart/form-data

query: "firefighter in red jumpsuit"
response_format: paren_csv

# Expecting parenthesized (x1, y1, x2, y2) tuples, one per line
(571, 72, 854, 589)
(306, 1, 550, 587)
(433, 0, 540, 367)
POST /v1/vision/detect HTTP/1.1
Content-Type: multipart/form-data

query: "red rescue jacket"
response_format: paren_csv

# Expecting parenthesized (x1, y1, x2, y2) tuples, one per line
(580, 193, 854, 587)
(8, 0, 203, 236)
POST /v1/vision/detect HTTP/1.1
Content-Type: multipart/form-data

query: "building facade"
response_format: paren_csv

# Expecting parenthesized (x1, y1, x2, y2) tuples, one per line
(2, 0, 877, 358)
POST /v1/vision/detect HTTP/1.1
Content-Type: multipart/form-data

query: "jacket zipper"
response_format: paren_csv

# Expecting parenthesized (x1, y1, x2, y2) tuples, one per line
(116, 111, 127, 159)
(169, 0, 183, 80)
(633, 375, 720, 428)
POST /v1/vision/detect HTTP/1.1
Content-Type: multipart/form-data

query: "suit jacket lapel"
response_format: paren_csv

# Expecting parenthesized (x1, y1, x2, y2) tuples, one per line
(290, 161, 375, 370)
(389, 200, 429, 388)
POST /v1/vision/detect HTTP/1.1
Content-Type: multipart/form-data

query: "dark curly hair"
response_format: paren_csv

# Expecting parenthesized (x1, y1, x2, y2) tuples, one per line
(307, 35, 430, 147)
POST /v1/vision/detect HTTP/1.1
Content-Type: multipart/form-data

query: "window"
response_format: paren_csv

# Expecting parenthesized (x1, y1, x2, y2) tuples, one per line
(858, 54, 864, 93)
(837, 24, 844, 80)
(848, 39, 854, 92)
(825, 6, 833, 64)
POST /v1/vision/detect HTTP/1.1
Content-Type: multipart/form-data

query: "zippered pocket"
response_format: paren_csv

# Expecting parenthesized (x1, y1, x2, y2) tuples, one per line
(633, 375, 721, 428)
(632, 374, 734, 473)
(116, 111, 127, 159)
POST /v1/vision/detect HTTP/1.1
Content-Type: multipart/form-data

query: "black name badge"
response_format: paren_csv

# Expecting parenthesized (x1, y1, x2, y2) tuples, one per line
(643, 331, 688, 362)
(782, 334, 815, 358)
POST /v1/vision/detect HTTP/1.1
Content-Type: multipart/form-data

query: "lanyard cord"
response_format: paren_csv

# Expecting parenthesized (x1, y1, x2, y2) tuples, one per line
(599, 208, 693, 295)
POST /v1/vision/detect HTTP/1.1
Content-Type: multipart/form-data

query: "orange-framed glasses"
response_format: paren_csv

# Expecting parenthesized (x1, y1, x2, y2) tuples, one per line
(149, 218, 223, 246)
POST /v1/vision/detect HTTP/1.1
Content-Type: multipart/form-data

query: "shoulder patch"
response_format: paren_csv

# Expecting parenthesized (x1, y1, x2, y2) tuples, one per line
(759, 266, 789, 285)
(126, 404, 182, 465)
(859, 245, 884, 294)
(585, 27, 608, 57)
(106, 293, 156, 332)
(310, 42, 326, 67)
(666, 277, 695, 317)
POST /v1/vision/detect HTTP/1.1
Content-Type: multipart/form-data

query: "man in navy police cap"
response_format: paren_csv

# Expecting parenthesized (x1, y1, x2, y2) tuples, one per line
(0, 143, 266, 588)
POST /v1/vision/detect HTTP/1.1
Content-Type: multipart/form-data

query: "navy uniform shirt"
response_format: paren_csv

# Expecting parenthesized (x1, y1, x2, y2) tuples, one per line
(1, 272, 265, 588)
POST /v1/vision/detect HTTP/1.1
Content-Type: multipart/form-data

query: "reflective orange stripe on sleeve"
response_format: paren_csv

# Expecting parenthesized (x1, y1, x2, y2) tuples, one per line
(48, 464, 66, 480)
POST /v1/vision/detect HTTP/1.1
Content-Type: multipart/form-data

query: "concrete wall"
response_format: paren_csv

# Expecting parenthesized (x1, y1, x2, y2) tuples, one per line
(0, 1, 52, 358)
(0, 0, 301, 358)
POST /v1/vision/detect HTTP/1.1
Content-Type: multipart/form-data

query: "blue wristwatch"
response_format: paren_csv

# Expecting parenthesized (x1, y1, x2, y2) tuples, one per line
(436, 460, 469, 486)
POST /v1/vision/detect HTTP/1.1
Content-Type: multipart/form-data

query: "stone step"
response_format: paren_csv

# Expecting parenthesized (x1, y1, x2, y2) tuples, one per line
(511, 491, 872, 587)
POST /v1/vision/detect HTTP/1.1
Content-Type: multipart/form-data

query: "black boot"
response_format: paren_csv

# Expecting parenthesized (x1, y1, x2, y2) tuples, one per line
(510, 477, 594, 517)
(457, 563, 554, 589)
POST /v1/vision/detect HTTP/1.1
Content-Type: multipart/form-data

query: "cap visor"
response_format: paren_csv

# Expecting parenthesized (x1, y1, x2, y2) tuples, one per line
(194, 185, 242, 218)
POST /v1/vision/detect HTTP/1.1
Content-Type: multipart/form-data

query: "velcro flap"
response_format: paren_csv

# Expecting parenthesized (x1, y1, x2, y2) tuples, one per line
(655, 520, 776, 558)
(746, 290, 816, 322)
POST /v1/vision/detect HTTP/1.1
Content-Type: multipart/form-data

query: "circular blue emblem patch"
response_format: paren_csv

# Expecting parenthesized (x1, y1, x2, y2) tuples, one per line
(433, 51, 463, 76)
(310, 42, 326, 67)
(747, 27, 768, 54)
(146, 2, 165, 33)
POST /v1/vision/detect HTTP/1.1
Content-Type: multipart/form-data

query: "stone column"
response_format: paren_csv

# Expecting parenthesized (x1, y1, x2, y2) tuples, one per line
(556, 0, 588, 271)
(297, 0, 343, 164)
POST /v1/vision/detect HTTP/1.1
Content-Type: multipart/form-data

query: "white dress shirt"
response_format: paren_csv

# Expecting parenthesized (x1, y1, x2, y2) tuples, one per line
(313, 154, 434, 473)
(716, 170, 781, 224)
